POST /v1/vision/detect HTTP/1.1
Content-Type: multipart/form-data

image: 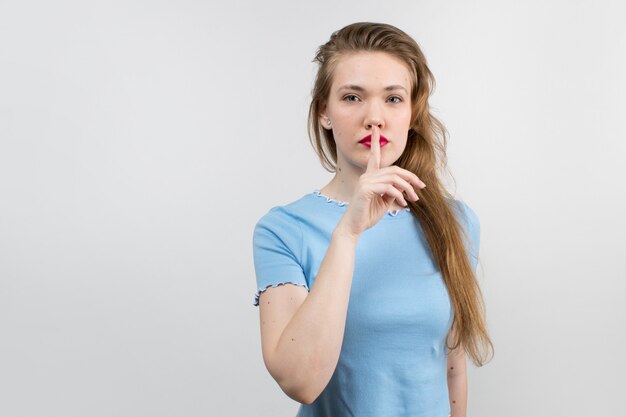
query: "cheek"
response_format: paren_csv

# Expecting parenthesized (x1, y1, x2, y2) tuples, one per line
(334, 130, 350, 147)
(334, 107, 359, 123)
(401, 109, 412, 124)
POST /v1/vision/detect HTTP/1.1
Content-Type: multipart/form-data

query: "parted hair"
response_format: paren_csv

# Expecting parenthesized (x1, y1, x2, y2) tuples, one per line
(307, 22, 493, 366)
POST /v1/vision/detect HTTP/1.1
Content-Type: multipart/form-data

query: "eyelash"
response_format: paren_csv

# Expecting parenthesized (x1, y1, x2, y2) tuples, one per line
(343, 94, 403, 104)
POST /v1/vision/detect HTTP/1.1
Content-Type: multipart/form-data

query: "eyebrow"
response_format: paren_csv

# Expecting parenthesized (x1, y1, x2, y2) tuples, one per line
(337, 84, 408, 94)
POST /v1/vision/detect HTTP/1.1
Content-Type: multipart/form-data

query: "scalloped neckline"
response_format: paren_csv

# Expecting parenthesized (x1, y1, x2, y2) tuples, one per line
(311, 189, 411, 217)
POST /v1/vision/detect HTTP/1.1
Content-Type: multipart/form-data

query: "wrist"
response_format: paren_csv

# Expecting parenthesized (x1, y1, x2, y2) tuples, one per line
(333, 221, 361, 242)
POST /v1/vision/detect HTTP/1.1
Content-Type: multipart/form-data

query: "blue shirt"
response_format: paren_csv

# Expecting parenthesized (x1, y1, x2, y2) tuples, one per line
(252, 190, 480, 417)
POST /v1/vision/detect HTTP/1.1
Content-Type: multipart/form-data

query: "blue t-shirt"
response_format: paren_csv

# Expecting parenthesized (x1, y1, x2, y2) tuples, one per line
(252, 189, 480, 417)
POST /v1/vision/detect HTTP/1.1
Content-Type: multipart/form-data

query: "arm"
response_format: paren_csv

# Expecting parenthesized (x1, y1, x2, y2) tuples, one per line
(447, 343, 468, 417)
(258, 220, 359, 405)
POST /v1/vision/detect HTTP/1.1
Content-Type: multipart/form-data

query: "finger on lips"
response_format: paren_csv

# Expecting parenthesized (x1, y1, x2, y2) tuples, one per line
(367, 126, 381, 171)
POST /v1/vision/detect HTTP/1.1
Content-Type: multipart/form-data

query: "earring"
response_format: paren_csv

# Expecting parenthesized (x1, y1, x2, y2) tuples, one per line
(326, 119, 331, 126)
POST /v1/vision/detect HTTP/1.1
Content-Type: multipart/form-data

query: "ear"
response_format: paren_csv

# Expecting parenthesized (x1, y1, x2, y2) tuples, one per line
(318, 101, 331, 130)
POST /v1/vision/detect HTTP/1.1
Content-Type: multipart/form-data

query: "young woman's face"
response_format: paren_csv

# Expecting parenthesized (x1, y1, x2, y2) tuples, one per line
(320, 51, 413, 170)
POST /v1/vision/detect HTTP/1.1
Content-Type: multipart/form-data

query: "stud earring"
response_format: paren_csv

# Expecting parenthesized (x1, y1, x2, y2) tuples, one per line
(326, 119, 331, 126)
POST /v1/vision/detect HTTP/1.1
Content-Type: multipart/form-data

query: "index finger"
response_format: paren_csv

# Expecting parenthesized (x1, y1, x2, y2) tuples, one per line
(366, 125, 381, 172)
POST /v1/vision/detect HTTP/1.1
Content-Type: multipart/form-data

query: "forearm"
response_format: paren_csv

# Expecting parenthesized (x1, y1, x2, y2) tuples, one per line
(272, 221, 359, 403)
(447, 371, 467, 417)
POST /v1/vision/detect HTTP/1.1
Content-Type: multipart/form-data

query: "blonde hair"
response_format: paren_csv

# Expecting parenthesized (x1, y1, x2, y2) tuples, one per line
(308, 22, 493, 366)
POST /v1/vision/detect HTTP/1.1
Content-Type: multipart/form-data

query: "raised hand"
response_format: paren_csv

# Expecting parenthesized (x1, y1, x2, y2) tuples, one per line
(336, 125, 426, 239)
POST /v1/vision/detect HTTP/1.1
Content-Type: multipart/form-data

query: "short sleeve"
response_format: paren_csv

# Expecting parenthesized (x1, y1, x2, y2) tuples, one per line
(454, 200, 481, 271)
(252, 208, 310, 306)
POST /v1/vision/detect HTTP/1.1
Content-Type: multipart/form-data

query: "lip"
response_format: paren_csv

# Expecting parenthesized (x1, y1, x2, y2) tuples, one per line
(359, 134, 389, 147)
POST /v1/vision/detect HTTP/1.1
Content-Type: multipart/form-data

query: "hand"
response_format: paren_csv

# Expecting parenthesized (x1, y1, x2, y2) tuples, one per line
(336, 125, 426, 238)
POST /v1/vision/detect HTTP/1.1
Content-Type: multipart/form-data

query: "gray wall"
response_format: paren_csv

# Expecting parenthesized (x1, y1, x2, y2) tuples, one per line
(1, 0, 624, 416)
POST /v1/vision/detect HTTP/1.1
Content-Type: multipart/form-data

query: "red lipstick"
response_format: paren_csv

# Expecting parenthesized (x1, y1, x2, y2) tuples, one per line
(359, 134, 389, 147)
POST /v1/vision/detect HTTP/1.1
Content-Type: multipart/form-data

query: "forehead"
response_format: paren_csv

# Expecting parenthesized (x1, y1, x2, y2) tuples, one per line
(331, 51, 412, 90)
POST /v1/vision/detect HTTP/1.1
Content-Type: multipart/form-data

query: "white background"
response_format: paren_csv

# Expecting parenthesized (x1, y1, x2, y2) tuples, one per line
(1, 1, 624, 416)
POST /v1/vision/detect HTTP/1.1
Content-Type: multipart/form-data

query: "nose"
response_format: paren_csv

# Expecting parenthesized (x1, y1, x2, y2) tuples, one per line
(366, 119, 383, 129)
(365, 104, 384, 130)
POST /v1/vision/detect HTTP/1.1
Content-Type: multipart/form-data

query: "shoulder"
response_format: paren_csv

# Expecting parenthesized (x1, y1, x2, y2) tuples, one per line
(452, 199, 480, 230)
(253, 193, 315, 244)
(254, 194, 310, 231)
(450, 199, 481, 257)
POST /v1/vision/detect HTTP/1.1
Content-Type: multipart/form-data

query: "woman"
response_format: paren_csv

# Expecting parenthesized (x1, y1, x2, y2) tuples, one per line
(252, 22, 493, 417)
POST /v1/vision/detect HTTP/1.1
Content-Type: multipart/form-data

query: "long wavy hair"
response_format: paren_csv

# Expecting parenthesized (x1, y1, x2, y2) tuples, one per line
(307, 22, 493, 366)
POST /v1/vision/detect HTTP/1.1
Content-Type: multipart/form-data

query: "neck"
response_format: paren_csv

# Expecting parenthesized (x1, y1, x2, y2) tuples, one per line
(319, 160, 362, 202)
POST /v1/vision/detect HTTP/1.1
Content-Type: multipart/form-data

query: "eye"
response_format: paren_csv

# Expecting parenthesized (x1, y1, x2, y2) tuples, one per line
(343, 94, 360, 102)
(388, 96, 403, 104)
